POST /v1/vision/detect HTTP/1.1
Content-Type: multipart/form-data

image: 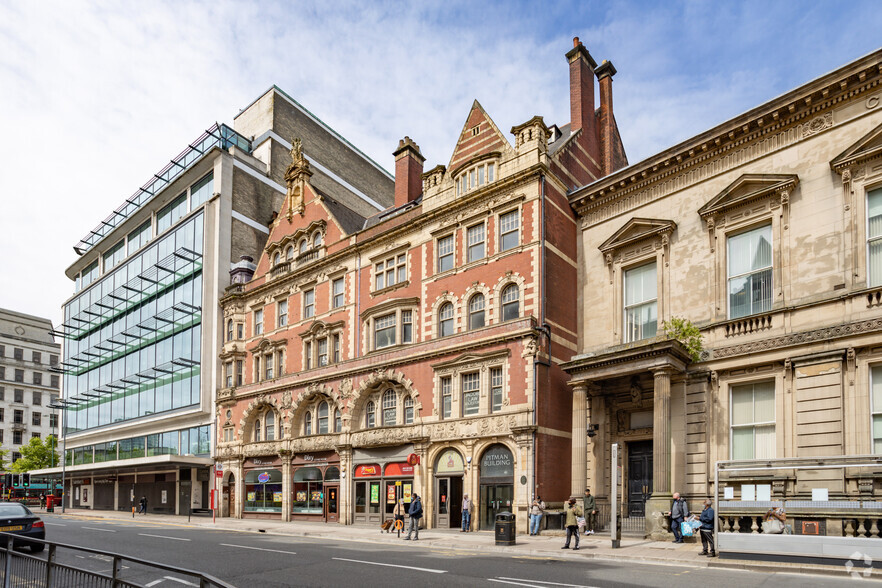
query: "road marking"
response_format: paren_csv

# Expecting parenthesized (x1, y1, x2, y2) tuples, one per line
(82, 526, 116, 532)
(139, 533, 191, 542)
(163, 577, 199, 586)
(220, 543, 296, 555)
(332, 557, 446, 574)
(492, 579, 597, 588)
(44, 522, 66, 526)
(145, 581, 163, 587)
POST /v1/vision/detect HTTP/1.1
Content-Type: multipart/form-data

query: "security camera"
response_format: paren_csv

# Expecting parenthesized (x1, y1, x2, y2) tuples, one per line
(587, 424, 599, 438)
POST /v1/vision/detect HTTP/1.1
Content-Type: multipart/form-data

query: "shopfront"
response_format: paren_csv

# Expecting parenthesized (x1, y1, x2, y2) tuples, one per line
(93, 476, 116, 510)
(479, 444, 514, 530)
(243, 456, 283, 518)
(291, 451, 341, 522)
(434, 448, 465, 529)
(352, 445, 416, 526)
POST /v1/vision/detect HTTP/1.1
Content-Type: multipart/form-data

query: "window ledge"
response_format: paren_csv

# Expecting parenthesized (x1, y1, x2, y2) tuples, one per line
(371, 280, 410, 297)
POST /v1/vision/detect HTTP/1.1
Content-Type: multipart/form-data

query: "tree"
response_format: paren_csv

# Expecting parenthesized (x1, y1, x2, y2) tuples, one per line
(661, 316, 704, 363)
(0, 449, 9, 473)
(11, 436, 59, 472)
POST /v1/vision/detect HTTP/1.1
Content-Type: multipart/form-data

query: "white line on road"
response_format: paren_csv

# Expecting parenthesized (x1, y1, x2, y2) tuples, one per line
(220, 543, 296, 554)
(332, 557, 447, 574)
(138, 533, 191, 542)
(163, 577, 199, 586)
(145, 581, 163, 587)
(491, 579, 598, 588)
(82, 526, 116, 532)
(44, 522, 66, 526)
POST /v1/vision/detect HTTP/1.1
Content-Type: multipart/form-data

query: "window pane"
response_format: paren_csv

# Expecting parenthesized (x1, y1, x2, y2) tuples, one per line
(732, 427, 754, 460)
(869, 188, 882, 239)
(624, 302, 657, 342)
(731, 385, 753, 425)
(754, 425, 776, 459)
(873, 366, 882, 411)
(728, 225, 772, 277)
(753, 382, 775, 422)
(625, 263, 657, 306)
(874, 416, 882, 452)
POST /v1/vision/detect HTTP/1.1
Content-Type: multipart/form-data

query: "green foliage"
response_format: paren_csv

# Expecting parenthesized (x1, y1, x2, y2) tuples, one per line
(0, 449, 8, 473)
(662, 316, 704, 363)
(11, 435, 59, 472)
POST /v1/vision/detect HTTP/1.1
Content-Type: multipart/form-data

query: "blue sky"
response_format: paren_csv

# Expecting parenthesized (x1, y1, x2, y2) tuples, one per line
(1, 0, 881, 327)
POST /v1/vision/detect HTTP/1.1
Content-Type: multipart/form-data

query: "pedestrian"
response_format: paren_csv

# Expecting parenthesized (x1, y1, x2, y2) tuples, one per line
(461, 493, 472, 532)
(529, 496, 545, 536)
(39, 493, 46, 509)
(561, 497, 583, 550)
(393, 498, 405, 533)
(698, 499, 716, 557)
(404, 493, 422, 540)
(583, 488, 596, 535)
(138, 496, 147, 515)
(665, 492, 689, 543)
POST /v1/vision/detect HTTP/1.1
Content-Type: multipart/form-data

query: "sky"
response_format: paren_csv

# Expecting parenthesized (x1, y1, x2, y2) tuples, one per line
(1, 0, 881, 330)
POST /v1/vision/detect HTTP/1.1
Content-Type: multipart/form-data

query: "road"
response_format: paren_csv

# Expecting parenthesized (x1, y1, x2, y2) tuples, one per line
(15, 513, 873, 587)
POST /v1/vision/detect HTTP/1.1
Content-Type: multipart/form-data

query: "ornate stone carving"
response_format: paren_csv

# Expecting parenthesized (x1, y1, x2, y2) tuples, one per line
(801, 112, 833, 138)
(713, 318, 882, 358)
(284, 137, 312, 219)
(629, 377, 643, 407)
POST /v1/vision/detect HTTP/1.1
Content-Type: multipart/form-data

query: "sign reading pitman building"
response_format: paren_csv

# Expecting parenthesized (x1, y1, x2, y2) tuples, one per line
(480, 447, 514, 477)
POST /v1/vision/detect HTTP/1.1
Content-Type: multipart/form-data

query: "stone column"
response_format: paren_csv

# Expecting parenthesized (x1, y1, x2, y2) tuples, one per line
(647, 367, 674, 540)
(281, 455, 292, 522)
(571, 382, 588, 498)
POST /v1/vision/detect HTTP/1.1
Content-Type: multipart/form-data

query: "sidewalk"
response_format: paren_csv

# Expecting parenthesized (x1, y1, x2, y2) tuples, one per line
(47, 508, 867, 579)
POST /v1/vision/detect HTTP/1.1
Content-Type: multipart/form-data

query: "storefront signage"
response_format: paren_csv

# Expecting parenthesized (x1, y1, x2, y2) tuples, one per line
(403, 483, 412, 503)
(384, 462, 414, 477)
(354, 464, 380, 478)
(292, 451, 338, 466)
(435, 449, 465, 474)
(257, 472, 271, 484)
(246, 456, 282, 467)
(370, 483, 380, 504)
(480, 446, 514, 478)
(387, 484, 396, 504)
(161, 490, 167, 504)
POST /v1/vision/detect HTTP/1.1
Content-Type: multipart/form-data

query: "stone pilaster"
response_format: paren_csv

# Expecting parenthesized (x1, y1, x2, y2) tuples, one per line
(571, 382, 588, 497)
(647, 367, 674, 539)
(281, 455, 292, 522)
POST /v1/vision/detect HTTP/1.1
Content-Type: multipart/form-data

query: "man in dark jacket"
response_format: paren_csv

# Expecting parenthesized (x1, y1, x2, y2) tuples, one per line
(665, 492, 688, 543)
(404, 494, 422, 541)
(583, 488, 597, 535)
(699, 500, 715, 557)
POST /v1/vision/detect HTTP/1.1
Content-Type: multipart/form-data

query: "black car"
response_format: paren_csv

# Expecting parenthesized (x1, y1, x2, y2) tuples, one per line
(0, 502, 45, 552)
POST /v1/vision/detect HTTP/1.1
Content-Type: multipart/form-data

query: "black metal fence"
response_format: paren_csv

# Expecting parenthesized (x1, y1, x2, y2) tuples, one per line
(543, 503, 646, 535)
(0, 533, 233, 588)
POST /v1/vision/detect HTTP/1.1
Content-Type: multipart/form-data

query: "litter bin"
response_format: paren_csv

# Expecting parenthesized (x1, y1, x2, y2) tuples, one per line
(495, 512, 516, 546)
(45, 495, 54, 512)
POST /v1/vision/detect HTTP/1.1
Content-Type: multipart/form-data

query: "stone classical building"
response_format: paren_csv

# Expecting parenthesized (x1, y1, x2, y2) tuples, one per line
(0, 309, 61, 471)
(215, 38, 628, 530)
(34, 86, 394, 513)
(563, 48, 882, 537)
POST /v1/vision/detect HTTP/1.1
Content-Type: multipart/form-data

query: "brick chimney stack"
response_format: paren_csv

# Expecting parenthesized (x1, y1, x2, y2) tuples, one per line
(565, 37, 600, 164)
(595, 60, 617, 176)
(393, 136, 425, 207)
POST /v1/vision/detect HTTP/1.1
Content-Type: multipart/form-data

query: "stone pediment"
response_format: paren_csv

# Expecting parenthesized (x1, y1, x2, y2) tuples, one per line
(598, 218, 676, 255)
(831, 121, 882, 173)
(247, 337, 287, 353)
(698, 174, 798, 220)
(432, 349, 510, 371)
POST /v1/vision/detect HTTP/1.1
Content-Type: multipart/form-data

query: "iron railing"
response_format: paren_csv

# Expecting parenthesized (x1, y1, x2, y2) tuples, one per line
(0, 533, 233, 588)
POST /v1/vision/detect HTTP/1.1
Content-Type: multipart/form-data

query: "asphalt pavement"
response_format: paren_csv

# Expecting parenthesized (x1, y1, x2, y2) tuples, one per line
(14, 512, 873, 587)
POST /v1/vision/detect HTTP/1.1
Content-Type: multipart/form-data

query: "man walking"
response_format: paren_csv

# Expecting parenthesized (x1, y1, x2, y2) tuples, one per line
(583, 488, 596, 535)
(404, 493, 423, 540)
(461, 493, 472, 532)
(138, 496, 148, 515)
(561, 497, 583, 550)
(666, 492, 688, 543)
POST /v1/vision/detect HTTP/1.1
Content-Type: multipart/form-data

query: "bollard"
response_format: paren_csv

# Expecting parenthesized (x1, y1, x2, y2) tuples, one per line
(132, 506, 135, 519)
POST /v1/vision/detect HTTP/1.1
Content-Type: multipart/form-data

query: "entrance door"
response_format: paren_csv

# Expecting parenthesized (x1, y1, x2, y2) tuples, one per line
(627, 440, 653, 517)
(436, 477, 463, 528)
(480, 484, 513, 530)
(324, 485, 339, 523)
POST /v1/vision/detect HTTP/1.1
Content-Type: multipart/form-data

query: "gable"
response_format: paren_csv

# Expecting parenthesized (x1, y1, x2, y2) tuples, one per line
(831, 121, 882, 173)
(698, 174, 799, 219)
(447, 100, 512, 176)
(599, 218, 676, 254)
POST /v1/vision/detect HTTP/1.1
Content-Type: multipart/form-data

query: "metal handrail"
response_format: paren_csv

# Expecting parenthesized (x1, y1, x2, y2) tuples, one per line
(0, 532, 234, 588)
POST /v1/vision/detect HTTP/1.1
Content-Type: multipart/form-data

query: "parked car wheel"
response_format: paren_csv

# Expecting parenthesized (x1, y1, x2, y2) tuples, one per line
(29, 543, 44, 553)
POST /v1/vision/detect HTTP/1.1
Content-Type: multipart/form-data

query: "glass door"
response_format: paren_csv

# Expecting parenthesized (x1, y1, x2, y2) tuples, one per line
(480, 484, 513, 530)
(324, 485, 338, 523)
(436, 478, 449, 528)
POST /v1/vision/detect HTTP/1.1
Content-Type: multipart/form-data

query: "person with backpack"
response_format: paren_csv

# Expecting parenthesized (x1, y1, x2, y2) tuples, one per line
(404, 493, 422, 540)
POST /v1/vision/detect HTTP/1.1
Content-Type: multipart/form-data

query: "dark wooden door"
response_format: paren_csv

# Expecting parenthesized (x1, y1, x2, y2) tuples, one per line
(627, 441, 653, 517)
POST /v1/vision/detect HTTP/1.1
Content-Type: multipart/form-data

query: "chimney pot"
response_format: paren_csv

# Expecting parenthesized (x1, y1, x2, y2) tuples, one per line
(573, 37, 580, 47)
(393, 136, 425, 207)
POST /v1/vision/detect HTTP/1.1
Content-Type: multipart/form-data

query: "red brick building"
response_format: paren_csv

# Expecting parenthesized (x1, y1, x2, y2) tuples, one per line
(215, 38, 627, 530)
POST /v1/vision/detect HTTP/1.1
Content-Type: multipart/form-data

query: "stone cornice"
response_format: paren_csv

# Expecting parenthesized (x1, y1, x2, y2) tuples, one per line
(712, 317, 882, 359)
(570, 50, 882, 223)
(562, 338, 691, 380)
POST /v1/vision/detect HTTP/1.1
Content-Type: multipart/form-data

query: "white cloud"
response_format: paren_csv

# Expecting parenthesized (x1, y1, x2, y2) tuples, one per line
(0, 0, 880, 329)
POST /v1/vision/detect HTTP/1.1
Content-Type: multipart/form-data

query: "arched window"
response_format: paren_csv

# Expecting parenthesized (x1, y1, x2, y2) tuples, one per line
(404, 396, 414, 424)
(501, 284, 520, 322)
(318, 401, 329, 434)
(334, 409, 342, 432)
(299, 239, 308, 254)
(286, 245, 295, 260)
(273, 252, 281, 266)
(468, 294, 485, 330)
(253, 418, 262, 442)
(265, 410, 275, 441)
(304, 411, 312, 436)
(226, 319, 233, 341)
(439, 302, 454, 337)
(313, 232, 323, 248)
(366, 401, 375, 428)
(382, 389, 397, 426)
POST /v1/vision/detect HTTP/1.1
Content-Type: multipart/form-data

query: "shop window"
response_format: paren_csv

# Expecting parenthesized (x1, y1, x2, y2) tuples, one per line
(499, 210, 520, 252)
(727, 224, 772, 319)
(439, 303, 454, 337)
(468, 294, 485, 330)
(501, 284, 519, 322)
(293, 467, 324, 515)
(244, 469, 282, 513)
(624, 262, 658, 342)
(382, 389, 397, 426)
(730, 381, 775, 459)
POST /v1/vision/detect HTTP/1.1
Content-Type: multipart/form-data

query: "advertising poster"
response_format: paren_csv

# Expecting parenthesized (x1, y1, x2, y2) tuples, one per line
(296, 491, 307, 502)
(273, 492, 283, 503)
(161, 490, 167, 504)
(370, 483, 379, 504)
(247, 492, 256, 502)
(311, 491, 322, 503)
(403, 483, 412, 503)
(387, 484, 396, 504)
